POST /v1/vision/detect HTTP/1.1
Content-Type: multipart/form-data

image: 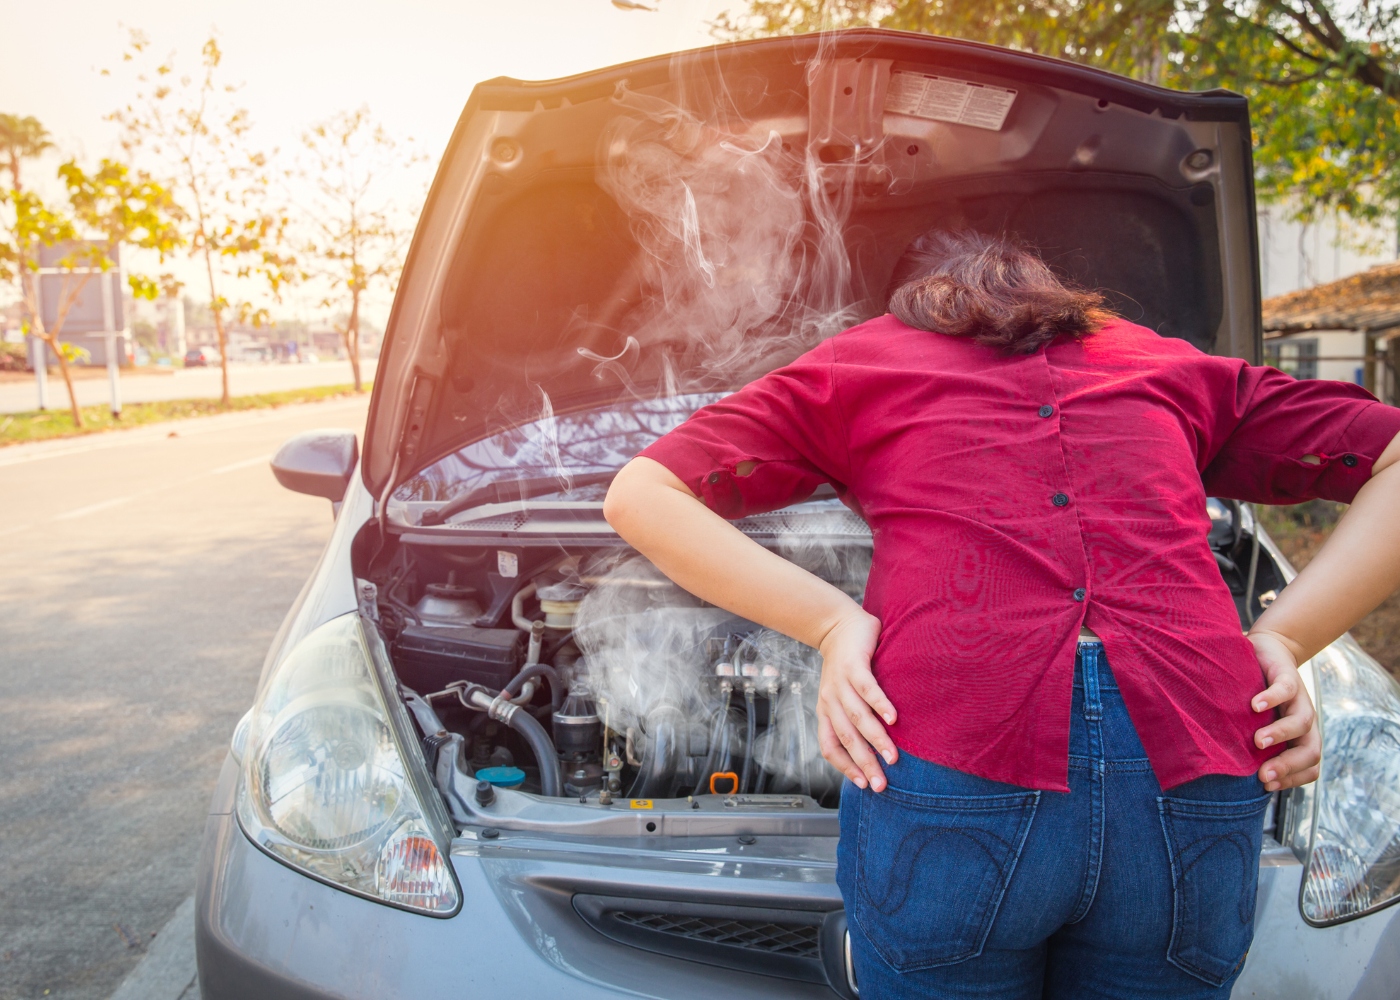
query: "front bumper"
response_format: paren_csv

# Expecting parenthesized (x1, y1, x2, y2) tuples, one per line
(195, 757, 841, 1000)
(196, 754, 1400, 1000)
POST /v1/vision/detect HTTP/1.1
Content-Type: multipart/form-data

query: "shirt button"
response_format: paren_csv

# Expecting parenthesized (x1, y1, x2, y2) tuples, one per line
(1342, 454, 1359, 467)
(1038, 404, 1054, 418)
(1052, 492, 1070, 507)
(1073, 588, 1087, 602)
(707, 472, 721, 484)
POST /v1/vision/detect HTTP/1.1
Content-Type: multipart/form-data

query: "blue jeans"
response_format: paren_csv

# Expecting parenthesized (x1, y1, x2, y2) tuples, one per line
(837, 642, 1271, 999)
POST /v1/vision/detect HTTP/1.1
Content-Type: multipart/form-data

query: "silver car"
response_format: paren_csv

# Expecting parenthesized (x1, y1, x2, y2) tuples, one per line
(194, 29, 1400, 998)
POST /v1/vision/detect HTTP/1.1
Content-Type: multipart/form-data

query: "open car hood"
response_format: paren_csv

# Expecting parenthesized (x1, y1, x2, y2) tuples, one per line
(364, 28, 1261, 498)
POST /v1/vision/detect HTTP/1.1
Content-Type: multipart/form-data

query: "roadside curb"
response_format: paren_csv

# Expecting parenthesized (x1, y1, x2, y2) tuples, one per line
(109, 895, 198, 1000)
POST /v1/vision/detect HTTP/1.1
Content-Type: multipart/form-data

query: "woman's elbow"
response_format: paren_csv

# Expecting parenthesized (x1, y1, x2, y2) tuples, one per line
(604, 459, 649, 535)
(605, 457, 693, 538)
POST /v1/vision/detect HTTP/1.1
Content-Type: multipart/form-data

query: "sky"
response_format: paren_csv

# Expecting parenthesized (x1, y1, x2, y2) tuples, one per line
(1, 0, 737, 326)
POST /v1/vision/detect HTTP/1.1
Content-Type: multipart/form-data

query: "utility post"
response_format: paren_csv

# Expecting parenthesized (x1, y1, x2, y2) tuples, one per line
(28, 333, 48, 410)
(37, 241, 129, 419)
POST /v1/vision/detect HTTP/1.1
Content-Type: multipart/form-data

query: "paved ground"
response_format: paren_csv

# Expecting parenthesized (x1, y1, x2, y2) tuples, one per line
(0, 396, 370, 1000)
(0, 359, 377, 414)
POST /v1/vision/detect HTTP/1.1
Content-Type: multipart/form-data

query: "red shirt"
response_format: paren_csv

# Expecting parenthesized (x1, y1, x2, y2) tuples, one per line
(640, 316, 1400, 791)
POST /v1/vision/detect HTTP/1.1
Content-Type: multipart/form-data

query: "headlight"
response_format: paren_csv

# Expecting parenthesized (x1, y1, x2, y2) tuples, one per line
(235, 613, 460, 916)
(1285, 636, 1400, 925)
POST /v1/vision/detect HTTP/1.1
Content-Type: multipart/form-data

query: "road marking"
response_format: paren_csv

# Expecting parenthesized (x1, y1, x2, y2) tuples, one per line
(109, 894, 198, 1000)
(53, 496, 133, 521)
(211, 453, 272, 475)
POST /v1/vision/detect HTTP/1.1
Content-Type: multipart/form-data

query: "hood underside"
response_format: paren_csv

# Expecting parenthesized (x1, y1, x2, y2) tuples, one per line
(365, 29, 1261, 497)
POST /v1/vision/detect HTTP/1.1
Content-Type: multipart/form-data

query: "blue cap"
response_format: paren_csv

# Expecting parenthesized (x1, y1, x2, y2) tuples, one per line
(475, 766, 526, 788)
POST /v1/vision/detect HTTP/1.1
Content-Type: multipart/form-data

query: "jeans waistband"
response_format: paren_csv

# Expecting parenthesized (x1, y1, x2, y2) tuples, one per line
(1074, 640, 1120, 691)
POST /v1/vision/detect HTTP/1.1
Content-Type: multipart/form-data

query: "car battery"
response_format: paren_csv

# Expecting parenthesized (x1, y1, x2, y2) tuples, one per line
(393, 624, 523, 695)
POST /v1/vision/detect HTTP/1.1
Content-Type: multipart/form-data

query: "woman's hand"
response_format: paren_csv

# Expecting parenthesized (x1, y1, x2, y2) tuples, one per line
(817, 610, 898, 792)
(1247, 630, 1321, 792)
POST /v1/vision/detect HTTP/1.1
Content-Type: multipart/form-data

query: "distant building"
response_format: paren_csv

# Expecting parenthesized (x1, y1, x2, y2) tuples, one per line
(1257, 206, 1397, 300)
(1262, 262, 1400, 405)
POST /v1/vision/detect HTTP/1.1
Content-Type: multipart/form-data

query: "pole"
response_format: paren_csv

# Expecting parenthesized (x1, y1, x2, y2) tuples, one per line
(105, 331, 121, 417)
(30, 335, 48, 410)
(101, 273, 121, 418)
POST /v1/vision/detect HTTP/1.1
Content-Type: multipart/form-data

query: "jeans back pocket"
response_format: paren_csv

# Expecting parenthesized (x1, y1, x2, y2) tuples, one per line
(851, 785, 1039, 972)
(1157, 791, 1272, 987)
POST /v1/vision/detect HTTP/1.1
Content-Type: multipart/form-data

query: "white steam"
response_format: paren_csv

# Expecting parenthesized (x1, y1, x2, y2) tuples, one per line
(573, 43, 877, 800)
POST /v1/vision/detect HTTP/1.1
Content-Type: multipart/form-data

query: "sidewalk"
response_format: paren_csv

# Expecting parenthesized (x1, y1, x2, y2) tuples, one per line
(0, 359, 378, 414)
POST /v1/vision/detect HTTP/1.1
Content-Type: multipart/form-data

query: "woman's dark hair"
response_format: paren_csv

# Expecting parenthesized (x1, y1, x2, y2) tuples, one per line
(886, 229, 1114, 355)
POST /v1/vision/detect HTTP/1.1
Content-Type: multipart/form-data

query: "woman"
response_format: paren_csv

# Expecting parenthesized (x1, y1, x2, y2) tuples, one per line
(603, 230, 1400, 999)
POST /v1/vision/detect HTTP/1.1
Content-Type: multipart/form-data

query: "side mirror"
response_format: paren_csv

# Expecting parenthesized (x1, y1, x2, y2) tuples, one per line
(271, 429, 359, 502)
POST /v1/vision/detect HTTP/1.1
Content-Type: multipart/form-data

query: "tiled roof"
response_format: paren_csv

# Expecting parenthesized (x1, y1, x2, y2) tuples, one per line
(1263, 261, 1400, 334)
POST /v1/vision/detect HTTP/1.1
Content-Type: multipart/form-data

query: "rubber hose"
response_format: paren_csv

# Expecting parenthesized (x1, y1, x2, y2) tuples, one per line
(511, 581, 539, 632)
(628, 706, 683, 799)
(504, 663, 563, 711)
(695, 705, 728, 794)
(755, 695, 777, 794)
(505, 706, 563, 797)
(740, 689, 757, 795)
(792, 687, 812, 799)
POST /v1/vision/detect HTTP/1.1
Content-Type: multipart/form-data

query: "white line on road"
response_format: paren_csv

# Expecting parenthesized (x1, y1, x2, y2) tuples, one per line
(211, 453, 272, 475)
(53, 496, 133, 521)
(109, 894, 198, 1000)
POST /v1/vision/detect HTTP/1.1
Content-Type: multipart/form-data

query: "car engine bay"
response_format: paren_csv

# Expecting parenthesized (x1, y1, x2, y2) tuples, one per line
(357, 492, 1282, 821)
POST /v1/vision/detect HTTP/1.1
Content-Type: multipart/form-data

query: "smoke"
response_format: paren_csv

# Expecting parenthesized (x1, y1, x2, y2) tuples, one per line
(574, 514, 866, 799)
(572, 42, 875, 800)
(593, 43, 867, 393)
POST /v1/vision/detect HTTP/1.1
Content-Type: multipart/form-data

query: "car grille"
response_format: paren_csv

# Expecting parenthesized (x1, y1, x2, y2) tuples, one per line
(572, 894, 854, 993)
(610, 909, 822, 959)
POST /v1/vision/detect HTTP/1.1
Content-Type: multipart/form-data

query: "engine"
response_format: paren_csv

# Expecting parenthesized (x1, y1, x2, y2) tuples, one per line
(375, 529, 869, 808)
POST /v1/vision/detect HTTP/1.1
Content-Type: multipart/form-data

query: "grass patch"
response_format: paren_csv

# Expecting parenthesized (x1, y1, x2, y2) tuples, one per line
(0, 383, 369, 447)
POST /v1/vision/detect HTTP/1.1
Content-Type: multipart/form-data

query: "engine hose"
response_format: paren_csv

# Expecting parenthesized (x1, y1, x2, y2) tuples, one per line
(755, 693, 777, 794)
(505, 707, 564, 797)
(510, 581, 539, 632)
(466, 685, 563, 796)
(504, 663, 563, 711)
(792, 684, 812, 799)
(697, 703, 737, 795)
(628, 705, 684, 799)
(740, 689, 757, 795)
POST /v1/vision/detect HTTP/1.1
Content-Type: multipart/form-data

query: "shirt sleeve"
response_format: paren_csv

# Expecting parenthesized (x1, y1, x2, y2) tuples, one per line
(1201, 361, 1400, 505)
(638, 339, 851, 518)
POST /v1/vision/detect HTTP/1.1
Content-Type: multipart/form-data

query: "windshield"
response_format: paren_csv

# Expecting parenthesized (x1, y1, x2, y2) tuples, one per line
(389, 393, 723, 518)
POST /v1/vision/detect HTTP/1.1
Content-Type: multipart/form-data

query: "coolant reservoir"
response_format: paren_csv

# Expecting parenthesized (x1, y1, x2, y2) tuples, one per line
(537, 581, 587, 629)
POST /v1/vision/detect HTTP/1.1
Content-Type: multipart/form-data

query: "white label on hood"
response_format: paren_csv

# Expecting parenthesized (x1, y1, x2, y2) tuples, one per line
(885, 72, 1017, 131)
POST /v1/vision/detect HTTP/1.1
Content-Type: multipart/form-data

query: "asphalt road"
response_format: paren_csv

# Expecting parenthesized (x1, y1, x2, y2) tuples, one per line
(0, 359, 378, 414)
(0, 396, 370, 1000)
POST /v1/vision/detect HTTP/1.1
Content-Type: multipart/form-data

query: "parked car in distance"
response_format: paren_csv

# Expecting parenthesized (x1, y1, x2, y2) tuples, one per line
(193, 28, 1400, 1000)
(183, 347, 221, 368)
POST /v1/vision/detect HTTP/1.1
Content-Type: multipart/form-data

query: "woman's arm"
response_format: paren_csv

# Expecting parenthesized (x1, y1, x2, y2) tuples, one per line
(1247, 430, 1400, 791)
(604, 457, 898, 791)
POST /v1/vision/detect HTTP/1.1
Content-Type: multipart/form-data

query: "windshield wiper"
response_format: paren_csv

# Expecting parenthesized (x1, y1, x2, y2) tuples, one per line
(419, 472, 617, 526)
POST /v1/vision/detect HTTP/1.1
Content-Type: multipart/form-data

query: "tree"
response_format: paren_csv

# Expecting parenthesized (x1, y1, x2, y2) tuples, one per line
(297, 107, 423, 392)
(0, 135, 183, 427)
(713, 0, 1400, 226)
(108, 31, 295, 406)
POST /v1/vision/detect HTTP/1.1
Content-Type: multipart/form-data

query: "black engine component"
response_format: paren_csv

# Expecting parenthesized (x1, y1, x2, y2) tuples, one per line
(553, 685, 601, 758)
(393, 624, 523, 694)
